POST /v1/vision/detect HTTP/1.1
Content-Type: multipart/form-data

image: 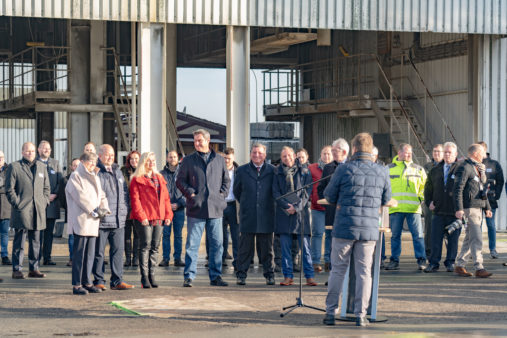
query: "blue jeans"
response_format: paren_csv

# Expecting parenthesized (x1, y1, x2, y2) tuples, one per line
(389, 213, 426, 262)
(280, 234, 314, 279)
(68, 234, 74, 259)
(484, 208, 497, 251)
(0, 219, 9, 258)
(310, 210, 325, 264)
(162, 209, 185, 261)
(184, 217, 223, 281)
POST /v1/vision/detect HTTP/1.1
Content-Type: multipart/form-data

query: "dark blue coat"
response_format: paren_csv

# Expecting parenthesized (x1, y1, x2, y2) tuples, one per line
(37, 156, 63, 219)
(324, 153, 391, 241)
(272, 162, 312, 235)
(176, 150, 230, 219)
(233, 161, 275, 234)
(96, 161, 129, 229)
(161, 164, 186, 210)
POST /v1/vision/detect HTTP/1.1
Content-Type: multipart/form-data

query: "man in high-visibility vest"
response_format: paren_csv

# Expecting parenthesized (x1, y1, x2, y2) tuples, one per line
(385, 143, 428, 271)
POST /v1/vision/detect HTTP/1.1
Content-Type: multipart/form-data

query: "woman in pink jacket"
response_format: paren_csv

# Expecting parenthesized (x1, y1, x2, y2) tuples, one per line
(65, 152, 109, 295)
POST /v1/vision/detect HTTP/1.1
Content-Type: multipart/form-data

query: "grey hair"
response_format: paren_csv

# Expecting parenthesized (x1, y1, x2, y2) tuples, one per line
(443, 142, 457, 152)
(79, 152, 98, 163)
(372, 146, 379, 156)
(98, 144, 114, 155)
(193, 128, 211, 140)
(331, 138, 350, 155)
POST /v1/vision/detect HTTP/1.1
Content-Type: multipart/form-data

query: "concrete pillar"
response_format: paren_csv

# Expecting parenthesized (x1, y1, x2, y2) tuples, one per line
(69, 21, 90, 159)
(226, 26, 250, 165)
(89, 21, 106, 146)
(165, 24, 178, 154)
(138, 23, 166, 169)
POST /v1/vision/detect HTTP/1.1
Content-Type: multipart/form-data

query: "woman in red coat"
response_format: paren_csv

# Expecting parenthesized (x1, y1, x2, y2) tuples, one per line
(130, 152, 173, 288)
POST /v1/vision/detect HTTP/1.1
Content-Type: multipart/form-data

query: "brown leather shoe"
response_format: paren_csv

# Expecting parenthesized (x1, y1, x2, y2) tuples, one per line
(306, 278, 318, 286)
(28, 270, 46, 278)
(313, 264, 323, 273)
(95, 284, 107, 291)
(280, 277, 294, 286)
(111, 282, 135, 290)
(454, 266, 473, 277)
(12, 271, 25, 279)
(475, 269, 493, 278)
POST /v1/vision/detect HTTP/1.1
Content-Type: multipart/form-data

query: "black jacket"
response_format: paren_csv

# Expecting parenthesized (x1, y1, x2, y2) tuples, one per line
(453, 158, 491, 211)
(176, 150, 230, 219)
(5, 159, 50, 230)
(317, 161, 342, 226)
(37, 156, 63, 219)
(424, 160, 459, 216)
(0, 164, 11, 220)
(161, 163, 186, 211)
(96, 161, 129, 229)
(482, 155, 504, 209)
(272, 162, 312, 235)
(233, 161, 275, 234)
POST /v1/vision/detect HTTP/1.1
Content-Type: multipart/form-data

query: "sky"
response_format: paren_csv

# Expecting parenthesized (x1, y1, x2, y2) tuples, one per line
(177, 68, 265, 125)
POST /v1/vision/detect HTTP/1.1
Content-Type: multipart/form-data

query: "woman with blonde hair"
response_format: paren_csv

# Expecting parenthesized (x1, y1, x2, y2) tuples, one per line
(129, 152, 173, 288)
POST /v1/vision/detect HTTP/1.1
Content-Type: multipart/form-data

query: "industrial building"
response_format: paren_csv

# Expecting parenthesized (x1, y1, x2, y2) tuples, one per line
(0, 0, 507, 228)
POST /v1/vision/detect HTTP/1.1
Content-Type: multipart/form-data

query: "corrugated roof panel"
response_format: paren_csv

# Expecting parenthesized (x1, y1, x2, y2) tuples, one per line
(1, 0, 507, 34)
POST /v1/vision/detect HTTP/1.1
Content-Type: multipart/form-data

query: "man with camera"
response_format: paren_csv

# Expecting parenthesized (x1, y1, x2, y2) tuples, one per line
(453, 144, 493, 278)
(423, 142, 461, 273)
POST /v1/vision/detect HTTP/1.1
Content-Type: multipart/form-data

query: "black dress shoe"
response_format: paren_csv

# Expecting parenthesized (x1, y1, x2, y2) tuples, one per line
(236, 277, 246, 285)
(43, 260, 56, 266)
(265, 276, 275, 285)
(356, 316, 368, 327)
(2, 256, 12, 265)
(149, 275, 159, 288)
(323, 314, 335, 325)
(210, 276, 228, 286)
(12, 271, 25, 279)
(73, 287, 88, 295)
(423, 264, 439, 273)
(84, 285, 102, 293)
(222, 260, 228, 267)
(183, 278, 193, 287)
(174, 260, 185, 267)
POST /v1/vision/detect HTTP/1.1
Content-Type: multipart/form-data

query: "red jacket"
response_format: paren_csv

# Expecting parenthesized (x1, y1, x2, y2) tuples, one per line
(308, 163, 325, 211)
(129, 174, 173, 224)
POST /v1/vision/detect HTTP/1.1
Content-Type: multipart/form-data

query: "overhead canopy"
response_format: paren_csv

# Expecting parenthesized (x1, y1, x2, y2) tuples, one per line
(2, 0, 506, 34)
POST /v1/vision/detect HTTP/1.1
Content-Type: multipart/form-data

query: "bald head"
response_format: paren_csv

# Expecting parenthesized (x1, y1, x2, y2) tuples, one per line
(98, 144, 115, 167)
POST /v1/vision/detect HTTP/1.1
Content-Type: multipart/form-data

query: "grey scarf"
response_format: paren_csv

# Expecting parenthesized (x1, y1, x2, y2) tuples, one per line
(282, 164, 297, 192)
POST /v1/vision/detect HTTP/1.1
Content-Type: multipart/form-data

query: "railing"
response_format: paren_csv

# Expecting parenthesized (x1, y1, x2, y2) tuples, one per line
(0, 46, 69, 104)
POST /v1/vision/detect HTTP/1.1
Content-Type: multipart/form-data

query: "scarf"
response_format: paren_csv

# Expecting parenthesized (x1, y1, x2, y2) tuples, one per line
(317, 159, 326, 170)
(469, 157, 487, 184)
(282, 164, 297, 192)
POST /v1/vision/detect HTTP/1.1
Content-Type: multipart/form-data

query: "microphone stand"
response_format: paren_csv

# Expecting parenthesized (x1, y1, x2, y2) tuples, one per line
(278, 174, 332, 318)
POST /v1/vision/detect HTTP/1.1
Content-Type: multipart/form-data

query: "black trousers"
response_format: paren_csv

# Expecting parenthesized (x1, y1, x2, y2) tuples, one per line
(236, 232, 275, 279)
(41, 218, 56, 261)
(93, 227, 125, 287)
(136, 221, 163, 280)
(72, 234, 96, 286)
(125, 219, 139, 261)
(12, 229, 40, 272)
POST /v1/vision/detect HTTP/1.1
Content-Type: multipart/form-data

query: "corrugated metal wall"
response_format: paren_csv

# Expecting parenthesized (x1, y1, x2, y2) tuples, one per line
(0, 119, 35, 164)
(479, 35, 507, 230)
(1, 0, 507, 34)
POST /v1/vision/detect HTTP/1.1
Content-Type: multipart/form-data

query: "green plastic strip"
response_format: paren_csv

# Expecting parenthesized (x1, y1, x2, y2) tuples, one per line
(110, 302, 143, 316)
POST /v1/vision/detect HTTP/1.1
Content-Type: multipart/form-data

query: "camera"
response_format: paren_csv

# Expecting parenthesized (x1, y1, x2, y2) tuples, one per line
(445, 217, 467, 234)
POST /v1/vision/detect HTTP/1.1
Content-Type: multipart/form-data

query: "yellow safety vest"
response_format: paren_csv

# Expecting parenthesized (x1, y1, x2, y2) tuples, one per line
(388, 156, 427, 214)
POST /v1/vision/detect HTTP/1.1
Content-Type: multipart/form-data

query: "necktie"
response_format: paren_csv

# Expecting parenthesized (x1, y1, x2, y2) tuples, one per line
(257, 166, 261, 177)
(444, 164, 449, 185)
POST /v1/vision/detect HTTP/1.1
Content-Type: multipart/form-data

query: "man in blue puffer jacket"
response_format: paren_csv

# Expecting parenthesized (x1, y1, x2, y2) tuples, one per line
(323, 133, 391, 327)
(92, 144, 133, 290)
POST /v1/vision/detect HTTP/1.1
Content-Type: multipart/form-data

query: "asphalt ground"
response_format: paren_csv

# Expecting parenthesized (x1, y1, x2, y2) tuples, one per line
(0, 231, 506, 337)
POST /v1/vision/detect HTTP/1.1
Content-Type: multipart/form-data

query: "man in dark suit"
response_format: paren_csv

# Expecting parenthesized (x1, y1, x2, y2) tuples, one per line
(5, 142, 50, 279)
(37, 140, 62, 265)
(423, 142, 461, 273)
(177, 129, 230, 287)
(234, 143, 276, 286)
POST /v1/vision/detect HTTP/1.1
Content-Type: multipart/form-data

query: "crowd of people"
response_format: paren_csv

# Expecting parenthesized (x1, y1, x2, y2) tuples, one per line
(0, 128, 504, 325)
